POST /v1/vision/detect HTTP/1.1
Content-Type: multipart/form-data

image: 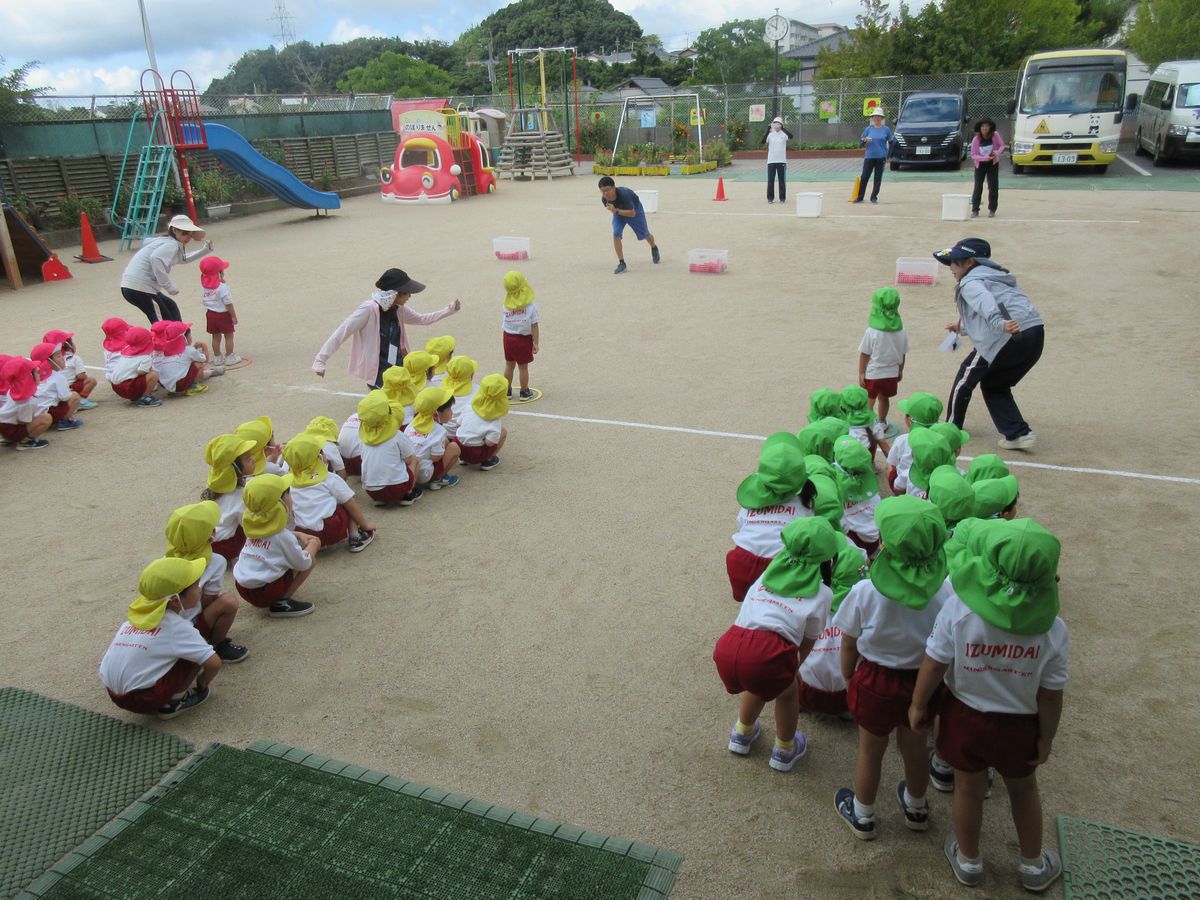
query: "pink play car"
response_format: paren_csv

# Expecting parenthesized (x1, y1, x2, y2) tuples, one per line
(379, 134, 496, 204)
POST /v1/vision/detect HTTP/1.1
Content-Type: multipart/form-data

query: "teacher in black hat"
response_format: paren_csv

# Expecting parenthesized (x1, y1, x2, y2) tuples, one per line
(312, 268, 461, 389)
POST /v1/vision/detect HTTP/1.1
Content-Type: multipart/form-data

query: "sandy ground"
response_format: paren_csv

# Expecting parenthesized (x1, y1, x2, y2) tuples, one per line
(2, 168, 1199, 899)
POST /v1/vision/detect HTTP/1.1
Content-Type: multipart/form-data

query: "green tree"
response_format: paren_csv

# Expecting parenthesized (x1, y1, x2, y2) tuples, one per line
(477, 0, 641, 55)
(691, 19, 798, 84)
(815, 0, 897, 78)
(1127, 0, 1200, 68)
(339, 51, 453, 97)
(0, 57, 50, 121)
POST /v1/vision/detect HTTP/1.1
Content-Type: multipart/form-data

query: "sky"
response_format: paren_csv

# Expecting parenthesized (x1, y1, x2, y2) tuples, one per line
(2, 0, 870, 97)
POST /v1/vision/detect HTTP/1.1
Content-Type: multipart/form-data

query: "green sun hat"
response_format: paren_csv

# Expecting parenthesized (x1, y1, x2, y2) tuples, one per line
(867, 287, 904, 332)
(761, 516, 841, 598)
(808, 472, 846, 531)
(736, 432, 808, 509)
(944, 516, 985, 572)
(908, 429, 955, 491)
(972, 474, 1020, 519)
(831, 533, 871, 612)
(928, 464, 975, 527)
(805, 454, 837, 482)
(869, 495, 948, 608)
(807, 388, 844, 424)
(798, 417, 848, 461)
(897, 392, 944, 428)
(930, 422, 970, 453)
(833, 435, 878, 504)
(966, 453, 1010, 484)
(950, 518, 1061, 635)
(840, 385, 875, 427)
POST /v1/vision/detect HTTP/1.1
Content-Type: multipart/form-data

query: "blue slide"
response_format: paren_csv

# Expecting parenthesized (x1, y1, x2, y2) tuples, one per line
(196, 123, 340, 211)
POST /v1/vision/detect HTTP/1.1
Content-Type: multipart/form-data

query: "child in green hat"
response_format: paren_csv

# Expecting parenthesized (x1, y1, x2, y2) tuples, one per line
(807, 388, 844, 424)
(972, 474, 1020, 519)
(966, 453, 1009, 484)
(714, 517, 841, 772)
(728, 433, 817, 602)
(840, 385, 879, 460)
(928, 465, 975, 534)
(797, 417, 849, 462)
(909, 518, 1068, 893)
(905, 428, 955, 501)
(857, 287, 909, 439)
(886, 391, 943, 495)
(833, 495, 953, 841)
(833, 435, 882, 557)
(930, 422, 970, 468)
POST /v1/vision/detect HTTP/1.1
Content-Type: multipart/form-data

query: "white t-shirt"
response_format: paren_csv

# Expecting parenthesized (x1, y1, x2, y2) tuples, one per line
(445, 387, 477, 437)
(848, 425, 872, 452)
(291, 473, 355, 530)
(34, 371, 72, 414)
(842, 495, 881, 542)
(926, 595, 1070, 715)
(731, 499, 810, 558)
(799, 545, 867, 693)
(456, 407, 503, 447)
(404, 421, 448, 483)
(734, 576, 832, 649)
(202, 282, 233, 313)
(887, 433, 913, 490)
(858, 328, 909, 379)
(338, 415, 363, 460)
(360, 430, 417, 490)
(154, 346, 205, 392)
(0, 395, 39, 425)
(906, 481, 929, 501)
(62, 353, 87, 380)
(834, 578, 954, 670)
(109, 353, 154, 384)
(321, 441, 345, 473)
(199, 553, 226, 598)
(212, 489, 244, 541)
(502, 303, 539, 336)
(98, 607, 214, 695)
(428, 372, 446, 388)
(765, 129, 789, 165)
(103, 349, 122, 380)
(232, 529, 313, 587)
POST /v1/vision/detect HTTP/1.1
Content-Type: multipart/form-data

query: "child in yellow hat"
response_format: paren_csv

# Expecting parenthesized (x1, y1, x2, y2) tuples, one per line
(357, 389, 421, 506)
(200, 432, 258, 563)
(455, 374, 508, 470)
(404, 386, 461, 489)
(424, 335, 455, 387)
(98, 556, 222, 719)
(501, 271, 539, 401)
(232, 474, 320, 618)
(283, 434, 376, 552)
(441, 355, 478, 437)
(235, 415, 283, 475)
(303, 415, 347, 479)
(381, 364, 417, 426)
(338, 409, 364, 477)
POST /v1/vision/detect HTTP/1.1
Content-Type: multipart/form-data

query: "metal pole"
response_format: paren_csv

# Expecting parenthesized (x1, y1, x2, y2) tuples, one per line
(773, 40, 780, 119)
(137, 0, 161, 74)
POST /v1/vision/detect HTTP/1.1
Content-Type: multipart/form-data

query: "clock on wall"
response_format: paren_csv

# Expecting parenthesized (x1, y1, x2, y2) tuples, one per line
(765, 15, 790, 42)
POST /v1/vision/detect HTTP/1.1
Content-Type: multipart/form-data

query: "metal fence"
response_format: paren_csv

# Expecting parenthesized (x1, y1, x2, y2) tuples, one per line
(1, 93, 394, 123)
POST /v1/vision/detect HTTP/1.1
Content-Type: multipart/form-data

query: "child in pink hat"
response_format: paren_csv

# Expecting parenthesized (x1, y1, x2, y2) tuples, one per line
(108, 326, 162, 406)
(200, 256, 241, 366)
(30, 341, 83, 430)
(152, 321, 222, 396)
(0, 356, 55, 449)
(43, 329, 98, 409)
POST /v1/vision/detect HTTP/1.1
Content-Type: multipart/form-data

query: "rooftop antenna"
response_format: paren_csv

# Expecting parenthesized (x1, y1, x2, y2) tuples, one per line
(270, 0, 296, 48)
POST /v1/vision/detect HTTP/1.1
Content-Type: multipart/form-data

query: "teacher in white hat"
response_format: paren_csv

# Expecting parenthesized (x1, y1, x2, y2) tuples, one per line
(119, 214, 213, 323)
(762, 116, 794, 204)
(854, 109, 894, 204)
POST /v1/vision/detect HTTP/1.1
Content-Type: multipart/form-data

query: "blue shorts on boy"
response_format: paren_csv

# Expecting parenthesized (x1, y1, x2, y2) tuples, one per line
(605, 186, 650, 240)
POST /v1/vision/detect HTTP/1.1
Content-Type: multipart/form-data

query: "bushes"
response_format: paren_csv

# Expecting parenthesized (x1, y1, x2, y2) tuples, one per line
(55, 190, 104, 226)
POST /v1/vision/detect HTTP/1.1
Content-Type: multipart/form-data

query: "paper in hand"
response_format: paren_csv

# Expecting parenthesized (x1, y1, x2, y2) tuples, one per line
(939, 331, 961, 352)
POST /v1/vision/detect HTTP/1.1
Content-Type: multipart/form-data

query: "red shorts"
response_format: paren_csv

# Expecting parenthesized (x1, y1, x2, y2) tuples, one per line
(48, 401, 72, 422)
(937, 692, 1041, 779)
(295, 504, 350, 548)
(344, 455, 362, 477)
(212, 527, 245, 564)
(107, 658, 200, 715)
(846, 531, 881, 558)
(887, 469, 899, 493)
(798, 680, 849, 716)
(726, 545, 772, 602)
(366, 479, 412, 504)
(172, 362, 201, 394)
(0, 422, 30, 442)
(864, 377, 899, 399)
(457, 441, 494, 465)
(429, 459, 446, 481)
(112, 375, 148, 400)
(713, 625, 798, 700)
(206, 310, 235, 335)
(70, 375, 92, 396)
(235, 571, 296, 609)
(503, 332, 534, 364)
(847, 659, 921, 737)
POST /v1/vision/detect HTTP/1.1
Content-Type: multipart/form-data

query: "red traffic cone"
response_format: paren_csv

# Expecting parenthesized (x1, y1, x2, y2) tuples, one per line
(75, 213, 112, 263)
(713, 176, 727, 201)
(41, 254, 72, 281)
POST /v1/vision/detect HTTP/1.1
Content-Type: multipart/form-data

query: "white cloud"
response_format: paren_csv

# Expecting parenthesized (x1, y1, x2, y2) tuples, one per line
(329, 18, 386, 43)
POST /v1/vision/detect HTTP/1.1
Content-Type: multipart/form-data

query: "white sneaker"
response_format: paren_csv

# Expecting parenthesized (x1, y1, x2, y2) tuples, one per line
(208, 365, 225, 377)
(212, 354, 225, 366)
(223, 353, 243, 366)
(998, 431, 1036, 450)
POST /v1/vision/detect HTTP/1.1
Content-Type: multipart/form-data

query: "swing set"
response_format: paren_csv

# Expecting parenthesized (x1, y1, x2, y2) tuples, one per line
(506, 47, 582, 161)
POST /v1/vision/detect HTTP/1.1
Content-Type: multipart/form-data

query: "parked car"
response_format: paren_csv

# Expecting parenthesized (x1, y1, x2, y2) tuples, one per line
(889, 91, 970, 170)
(1134, 60, 1200, 165)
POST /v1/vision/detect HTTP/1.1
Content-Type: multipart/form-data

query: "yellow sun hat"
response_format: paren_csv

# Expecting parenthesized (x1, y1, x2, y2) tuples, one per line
(282, 434, 328, 488)
(472, 374, 510, 420)
(357, 390, 399, 446)
(205, 433, 256, 493)
(382, 365, 417, 412)
(235, 416, 274, 475)
(127, 556, 208, 631)
(411, 386, 453, 435)
(241, 473, 295, 538)
(424, 335, 456, 374)
(442, 356, 478, 397)
(402, 350, 438, 392)
(304, 415, 338, 443)
(164, 500, 220, 564)
(503, 270, 534, 310)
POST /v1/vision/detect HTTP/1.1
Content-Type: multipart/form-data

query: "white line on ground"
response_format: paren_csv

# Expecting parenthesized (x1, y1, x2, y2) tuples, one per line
(1116, 153, 1153, 177)
(545, 207, 1140, 225)
(283, 384, 1200, 486)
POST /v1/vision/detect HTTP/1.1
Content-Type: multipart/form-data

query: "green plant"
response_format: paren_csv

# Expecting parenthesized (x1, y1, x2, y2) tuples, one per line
(190, 165, 234, 205)
(671, 119, 689, 152)
(707, 139, 732, 166)
(316, 164, 335, 191)
(55, 189, 103, 226)
(724, 118, 747, 151)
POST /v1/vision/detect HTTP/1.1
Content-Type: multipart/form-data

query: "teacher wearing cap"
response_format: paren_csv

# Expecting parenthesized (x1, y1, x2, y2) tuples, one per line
(119, 214, 213, 323)
(853, 109, 894, 204)
(935, 238, 1044, 450)
(313, 268, 461, 389)
(762, 116, 793, 204)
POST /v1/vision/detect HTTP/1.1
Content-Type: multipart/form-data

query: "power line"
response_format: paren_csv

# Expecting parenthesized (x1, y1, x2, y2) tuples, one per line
(270, 0, 296, 47)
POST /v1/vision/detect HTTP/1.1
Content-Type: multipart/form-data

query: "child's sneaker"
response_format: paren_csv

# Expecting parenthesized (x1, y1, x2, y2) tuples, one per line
(52, 417, 84, 430)
(613, 260, 627, 274)
(1018, 849, 1063, 893)
(223, 354, 243, 366)
(398, 486, 423, 506)
(135, 395, 162, 407)
(480, 456, 501, 471)
(15, 437, 50, 450)
(651, 245, 661, 264)
(930, 754, 955, 793)
(727, 720, 761, 755)
(212, 354, 225, 366)
(518, 388, 534, 401)
(944, 833, 984, 887)
(768, 732, 807, 772)
(186, 383, 209, 396)
(896, 780, 930, 831)
(207, 365, 225, 377)
(157, 686, 210, 720)
(78, 398, 98, 409)
(268, 598, 313, 618)
(506, 387, 512, 398)
(834, 788, 877, 840)
(427, 473, 460, 490)
(214, 638, 250, 663)
(348, 528, 375, 553)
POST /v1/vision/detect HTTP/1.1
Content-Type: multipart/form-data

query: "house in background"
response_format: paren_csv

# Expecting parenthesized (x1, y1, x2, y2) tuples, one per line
(783, 28, 851, 84)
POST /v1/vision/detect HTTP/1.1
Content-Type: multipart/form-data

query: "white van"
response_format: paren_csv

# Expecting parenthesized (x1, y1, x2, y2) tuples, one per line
(1134, 60, 1200, 165)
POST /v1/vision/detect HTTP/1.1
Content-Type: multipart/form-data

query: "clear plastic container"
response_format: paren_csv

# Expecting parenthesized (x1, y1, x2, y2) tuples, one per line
(895, 257, 939, 286)
(493, 236, 531, 261)
(688, 248, 729, 274)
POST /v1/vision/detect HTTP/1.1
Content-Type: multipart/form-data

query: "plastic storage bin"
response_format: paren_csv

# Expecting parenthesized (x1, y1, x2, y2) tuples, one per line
(640, 190, 658, 213)
(941, 194, 971, 221)
(794, 192, 823, 218)
(688, 249, 729, 274)
(895, 257, 939, 286)
(493, 236, 531, 261)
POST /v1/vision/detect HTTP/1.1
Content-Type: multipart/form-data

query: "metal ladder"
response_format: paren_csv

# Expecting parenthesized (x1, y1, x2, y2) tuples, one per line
(116, 110, 174, 251)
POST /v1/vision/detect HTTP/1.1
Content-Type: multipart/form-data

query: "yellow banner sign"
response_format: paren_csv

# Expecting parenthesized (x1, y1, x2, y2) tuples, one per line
(690, 107, 706, 126)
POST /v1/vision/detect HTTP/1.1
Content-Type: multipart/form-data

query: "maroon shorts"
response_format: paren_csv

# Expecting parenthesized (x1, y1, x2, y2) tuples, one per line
(798, 680, 849, 716)
(366, 479, 412, 504)
(70, 375, 92, 396)
(847, 659, 921, 737)
(457, 441, 494, 465)
(864, 377, 899, 399)
(112, 375, 148, 400)
(48, 401, 72, 422)
(172, 362, 201, 394)
(206, 310, 235, 335)
(295, 504, 351, 548)
(0, 422, 30, 442)
(937, 692, 1041, 779)
(107, 658, 200, 714)
(726, 545, 772, 603)
(235, 571, 296, 608)
(847, 531, 881, 558)
(887, 469, 899, 493)
(344, 455, 362, 477)
(429, 459, 446, 481)
(713, 625, 798, 700)
(503, 332, 534, 364)
(212, 527, 245, 564)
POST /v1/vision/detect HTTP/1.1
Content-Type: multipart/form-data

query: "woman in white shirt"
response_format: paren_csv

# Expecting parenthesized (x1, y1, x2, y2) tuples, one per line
(119, 215, 212, 323)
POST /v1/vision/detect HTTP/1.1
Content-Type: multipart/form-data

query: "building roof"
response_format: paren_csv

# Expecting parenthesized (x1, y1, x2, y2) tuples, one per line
(782, 30, 851, 61)
(609, 77, 674, 95)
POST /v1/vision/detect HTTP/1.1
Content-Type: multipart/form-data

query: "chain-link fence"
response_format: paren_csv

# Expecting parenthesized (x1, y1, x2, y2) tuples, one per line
(0, 93, 394, 123)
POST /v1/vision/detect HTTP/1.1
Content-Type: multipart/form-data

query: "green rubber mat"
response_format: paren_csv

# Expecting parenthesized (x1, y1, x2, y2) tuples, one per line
(0, 687, 193, 899)
(1057, 815, 1200, 899)
(23, 742, 682, 899)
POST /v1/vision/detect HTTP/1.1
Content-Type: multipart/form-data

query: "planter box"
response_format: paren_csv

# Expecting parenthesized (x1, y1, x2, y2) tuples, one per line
(679, 161, 718, 175)
(204, 203, 232, 221)
(734, 149, 861, 160)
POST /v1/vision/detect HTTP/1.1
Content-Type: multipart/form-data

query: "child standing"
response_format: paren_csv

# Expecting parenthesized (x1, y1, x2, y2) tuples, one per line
(405, 387, 461, 489)
(233, 473, 320, 618)
(283, 434, 376, 552)
(501, 271, 539, 401)
(0, 357, 54, 450)
(358, 390, 421, 506)
(200, 256, 241, 366)
(455, 373, 508, 470)
(886, 392, 942, 494)
(202, 433, 257, 563)
(834, 495, 953, 840)
(909, 519, 1068, 892)
(599, 175, 660, 274)
(714, 516, 841, 771)
(106, 326, 162, 407)
(42, 330, 97, 409)
(858, 288, 908, 437)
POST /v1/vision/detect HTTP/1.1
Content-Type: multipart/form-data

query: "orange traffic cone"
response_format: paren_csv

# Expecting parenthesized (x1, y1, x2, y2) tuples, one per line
(713, 176, 727, 201)
(41, 254, 72, 281)
(849, 176, 861, 202)
(75, 213, 112, 263)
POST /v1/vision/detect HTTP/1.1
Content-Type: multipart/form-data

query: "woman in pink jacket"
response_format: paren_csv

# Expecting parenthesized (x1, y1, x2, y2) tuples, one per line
(313, 268, 461, 389)
(969, 118, 1007, 219)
